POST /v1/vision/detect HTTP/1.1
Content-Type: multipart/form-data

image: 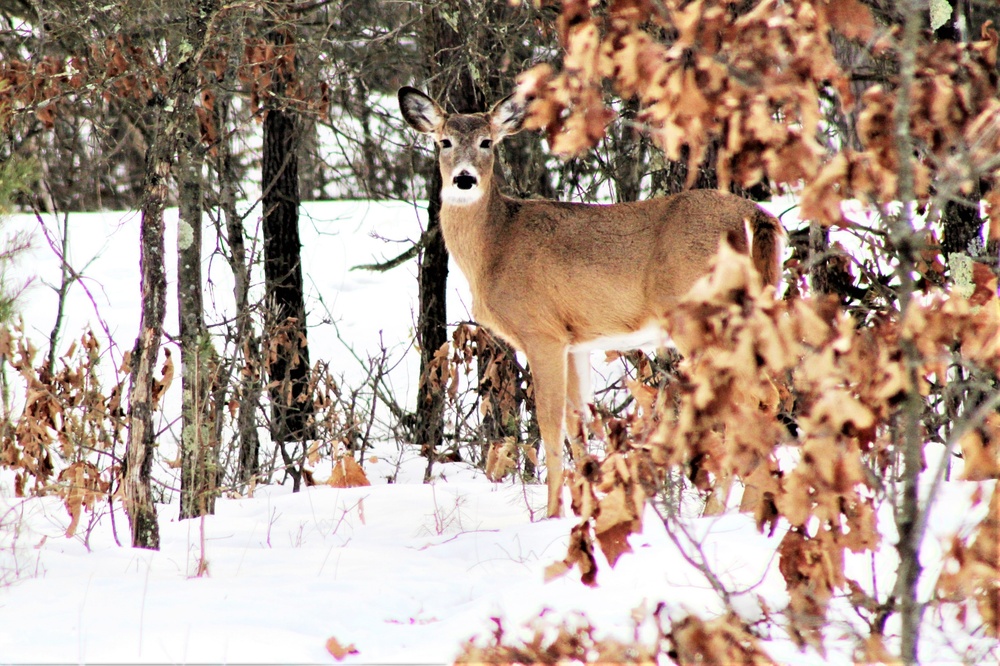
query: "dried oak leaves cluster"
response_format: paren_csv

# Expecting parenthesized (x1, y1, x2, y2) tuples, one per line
(518, 0, 1000, 230)
(0, 30, 329, 141)
(552, 243, 1000, 648)
(0, 326, 131, 538)
(515, 0, 1000, 650)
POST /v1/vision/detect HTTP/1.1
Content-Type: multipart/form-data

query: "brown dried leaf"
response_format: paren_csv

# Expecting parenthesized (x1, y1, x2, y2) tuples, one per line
(327, 455, 370, 488)
(669, 613, 773, 665)
(858, 634, 902, 664)
(325, 636, 359, 661)
(594, 520, 632, 567)
(58, 461, 106, 538)
(485, 439, 517, 482)
(543, 559, 570, 583)
(566, 523, 598, 587)
(783, 526, 849, 653)
(957, 429, 1000, 481)
(970, 261, 998, 308)
(625, 378, 657, 414)
(593, 484, 633, 535)
(152, 348, 174, 409)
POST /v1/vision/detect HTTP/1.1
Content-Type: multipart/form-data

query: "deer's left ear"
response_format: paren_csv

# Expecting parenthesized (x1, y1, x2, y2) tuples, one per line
(490, 94, 527, 139)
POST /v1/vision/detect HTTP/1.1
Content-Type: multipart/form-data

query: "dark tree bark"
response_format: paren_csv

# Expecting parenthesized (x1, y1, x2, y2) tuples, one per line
(609, 99, 646, 203)
(416, 163, 449, 479)
(263, 106, 314, 453)
(262, 25, 314, 488)
(200, 37, 263, 486)
(941, 191, 984, 258)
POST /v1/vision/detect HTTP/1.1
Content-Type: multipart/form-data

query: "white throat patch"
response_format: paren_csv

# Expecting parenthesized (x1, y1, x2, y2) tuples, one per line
(441, 185, 484, 206)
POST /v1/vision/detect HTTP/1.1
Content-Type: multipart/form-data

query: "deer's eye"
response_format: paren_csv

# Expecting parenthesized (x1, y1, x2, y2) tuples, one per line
(480, 139, 492, 149)
(440, 138, 452, 149)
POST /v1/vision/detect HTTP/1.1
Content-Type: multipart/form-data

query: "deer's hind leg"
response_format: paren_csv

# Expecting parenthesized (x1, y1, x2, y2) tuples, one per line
(565, 349, 592, 461)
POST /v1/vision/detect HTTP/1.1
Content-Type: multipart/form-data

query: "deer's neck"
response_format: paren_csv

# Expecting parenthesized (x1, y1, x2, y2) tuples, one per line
(438, 185, 504, 291)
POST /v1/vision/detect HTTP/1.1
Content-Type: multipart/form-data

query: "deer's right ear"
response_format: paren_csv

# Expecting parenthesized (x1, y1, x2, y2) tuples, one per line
(398, 87, 445, 134)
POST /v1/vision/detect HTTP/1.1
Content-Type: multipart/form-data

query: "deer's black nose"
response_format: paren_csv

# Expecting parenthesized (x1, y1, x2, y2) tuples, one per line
(454, 173, 478, 190)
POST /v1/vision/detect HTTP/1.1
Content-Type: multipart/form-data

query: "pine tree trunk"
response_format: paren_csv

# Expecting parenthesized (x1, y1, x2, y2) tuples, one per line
(262, 103, 313, 484)
(259, 5, 313, 491)
(416, 166, 449, 479)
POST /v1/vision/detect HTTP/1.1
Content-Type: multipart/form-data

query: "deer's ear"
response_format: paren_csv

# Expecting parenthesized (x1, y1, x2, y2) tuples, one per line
(490, 93, 527, 139)
(398, 87, 445, 134)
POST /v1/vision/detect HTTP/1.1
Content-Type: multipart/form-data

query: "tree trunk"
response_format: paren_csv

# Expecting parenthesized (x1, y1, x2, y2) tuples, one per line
(941, 193, 983, 258)
(891, 2, 927, 660)
(262, 100, 313, 489)
(610, 99, 646, 203)
(177, 126, 219, 519)
(206, 39, 263, 486)
(224, 146, 262, 485)
(414, 3, 483, 479)
(125, 151, 168, 550)
(259, 5, 313, 493)
(416, 167, 449, 479)
(123, 0, 222, 541)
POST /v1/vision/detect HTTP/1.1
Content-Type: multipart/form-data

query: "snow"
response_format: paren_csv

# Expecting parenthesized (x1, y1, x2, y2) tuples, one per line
(0, 201, 997, 664)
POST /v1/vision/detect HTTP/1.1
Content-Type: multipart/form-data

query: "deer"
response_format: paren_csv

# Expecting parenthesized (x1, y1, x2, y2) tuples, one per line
(398, 86, 784, 518)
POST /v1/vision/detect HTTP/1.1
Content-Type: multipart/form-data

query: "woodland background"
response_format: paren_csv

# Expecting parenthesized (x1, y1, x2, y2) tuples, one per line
(1, 0, 999, 663)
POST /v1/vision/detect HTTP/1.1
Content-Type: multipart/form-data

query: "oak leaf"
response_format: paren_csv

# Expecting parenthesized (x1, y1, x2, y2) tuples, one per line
(485, 439, 517, 482)
(327, 455, 370, 488)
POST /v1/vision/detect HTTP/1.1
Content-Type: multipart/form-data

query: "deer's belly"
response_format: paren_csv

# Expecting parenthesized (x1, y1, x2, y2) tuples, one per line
(569, 321, 672, 353)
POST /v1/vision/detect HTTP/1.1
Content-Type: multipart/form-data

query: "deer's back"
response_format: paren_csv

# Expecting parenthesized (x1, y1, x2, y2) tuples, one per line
(475, 189, 766, 347)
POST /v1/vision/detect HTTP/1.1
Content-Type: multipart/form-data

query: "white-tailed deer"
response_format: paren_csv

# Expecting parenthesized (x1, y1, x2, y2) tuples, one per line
(399, 86, 784, 518)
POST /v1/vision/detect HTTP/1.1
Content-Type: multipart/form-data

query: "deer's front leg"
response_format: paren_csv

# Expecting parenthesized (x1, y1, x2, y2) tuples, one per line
(522, 336, 569, 518)
(565, 349, 592, 460)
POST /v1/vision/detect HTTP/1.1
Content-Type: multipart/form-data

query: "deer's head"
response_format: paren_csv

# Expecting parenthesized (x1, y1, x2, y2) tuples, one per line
(399, 87, 526, 206)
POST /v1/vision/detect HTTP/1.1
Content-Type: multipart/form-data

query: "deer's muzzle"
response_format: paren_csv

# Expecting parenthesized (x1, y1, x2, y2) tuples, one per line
(454, 171, 478, 190)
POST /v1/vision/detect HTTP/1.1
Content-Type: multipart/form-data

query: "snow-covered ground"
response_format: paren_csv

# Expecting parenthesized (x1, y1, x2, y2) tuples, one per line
(0, 201, 996, 664)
